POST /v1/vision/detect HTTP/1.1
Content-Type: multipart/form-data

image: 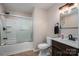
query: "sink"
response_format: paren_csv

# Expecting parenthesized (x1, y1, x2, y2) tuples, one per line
(47, 37, 79, 49)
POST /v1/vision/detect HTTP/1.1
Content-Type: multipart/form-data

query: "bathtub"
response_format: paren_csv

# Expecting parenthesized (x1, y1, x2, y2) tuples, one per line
(0, 42, 33, 56)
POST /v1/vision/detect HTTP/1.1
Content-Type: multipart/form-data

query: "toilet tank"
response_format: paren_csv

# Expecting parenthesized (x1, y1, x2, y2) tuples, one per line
(46, 37, 52, 46)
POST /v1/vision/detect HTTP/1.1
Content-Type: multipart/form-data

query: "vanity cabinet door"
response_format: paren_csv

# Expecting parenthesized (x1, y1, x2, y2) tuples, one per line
(52, 40, 78, 56)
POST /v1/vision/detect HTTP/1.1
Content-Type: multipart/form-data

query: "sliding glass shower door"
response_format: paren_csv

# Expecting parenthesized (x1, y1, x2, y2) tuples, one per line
(0, 15, 33, 45)
(15, 16, 33, 43)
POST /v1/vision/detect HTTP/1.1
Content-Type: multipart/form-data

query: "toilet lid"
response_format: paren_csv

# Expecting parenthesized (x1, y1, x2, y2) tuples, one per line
(38, 43, 49, 49)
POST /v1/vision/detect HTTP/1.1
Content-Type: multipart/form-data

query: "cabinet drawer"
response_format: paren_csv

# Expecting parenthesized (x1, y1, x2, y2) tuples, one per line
(52, 40, 79, 56)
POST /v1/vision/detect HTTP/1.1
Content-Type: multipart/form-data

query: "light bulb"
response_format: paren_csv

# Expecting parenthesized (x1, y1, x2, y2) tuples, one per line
(74, 3, 78, 6)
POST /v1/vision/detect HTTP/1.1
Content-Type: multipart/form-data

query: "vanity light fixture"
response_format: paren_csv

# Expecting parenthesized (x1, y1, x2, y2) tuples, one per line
(59, 3, 78, 14)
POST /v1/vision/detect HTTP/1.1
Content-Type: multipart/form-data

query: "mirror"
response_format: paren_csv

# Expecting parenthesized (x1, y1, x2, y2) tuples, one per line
(60, 6, 78, 38)
(60, 7, 78, 29)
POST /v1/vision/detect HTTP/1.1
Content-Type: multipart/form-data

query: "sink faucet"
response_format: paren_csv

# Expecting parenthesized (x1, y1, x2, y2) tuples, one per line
(68, 34, 73, 40)
(68, 34, 76, 41)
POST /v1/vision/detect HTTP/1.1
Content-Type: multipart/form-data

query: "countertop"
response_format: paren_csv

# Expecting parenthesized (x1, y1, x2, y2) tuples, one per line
(47, 37, 79, 49)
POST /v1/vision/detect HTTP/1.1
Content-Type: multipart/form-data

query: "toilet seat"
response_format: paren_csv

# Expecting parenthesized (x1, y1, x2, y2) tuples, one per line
(38, 43, 49, 49)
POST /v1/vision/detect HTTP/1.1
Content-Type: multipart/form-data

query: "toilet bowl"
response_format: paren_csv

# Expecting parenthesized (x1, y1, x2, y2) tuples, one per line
(38, 37, 52, 56)
(38, 43, 49, 49)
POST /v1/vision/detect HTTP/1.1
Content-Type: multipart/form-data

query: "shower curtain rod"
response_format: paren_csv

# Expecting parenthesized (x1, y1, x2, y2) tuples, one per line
(0, 13, 32, 19)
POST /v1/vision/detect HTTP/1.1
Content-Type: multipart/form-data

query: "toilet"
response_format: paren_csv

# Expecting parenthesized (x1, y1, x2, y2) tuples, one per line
(38, 37, 52, 56)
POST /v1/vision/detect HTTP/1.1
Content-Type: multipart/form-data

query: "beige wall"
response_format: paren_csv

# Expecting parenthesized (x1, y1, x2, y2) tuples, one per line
(0, 4, 32, 17)
(33, 7, 49, 49)
(47, 4, 64, 37)
(0, 4, 4, 13)
(32, 4, 64, 49)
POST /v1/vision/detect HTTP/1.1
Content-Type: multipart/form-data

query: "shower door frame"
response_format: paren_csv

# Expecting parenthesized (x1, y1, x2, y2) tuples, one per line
(0, 13, 33, 46)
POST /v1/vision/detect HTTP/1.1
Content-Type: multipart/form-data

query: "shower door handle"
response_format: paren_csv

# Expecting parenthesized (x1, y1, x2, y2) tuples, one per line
(3, 38, 8, 40)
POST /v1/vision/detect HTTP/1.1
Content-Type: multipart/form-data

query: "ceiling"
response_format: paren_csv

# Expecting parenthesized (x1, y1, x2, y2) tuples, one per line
(2, 3, 56, 14)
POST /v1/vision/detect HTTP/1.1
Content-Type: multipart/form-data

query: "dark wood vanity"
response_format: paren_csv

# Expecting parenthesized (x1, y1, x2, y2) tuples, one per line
(51, 40, 79, 56)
